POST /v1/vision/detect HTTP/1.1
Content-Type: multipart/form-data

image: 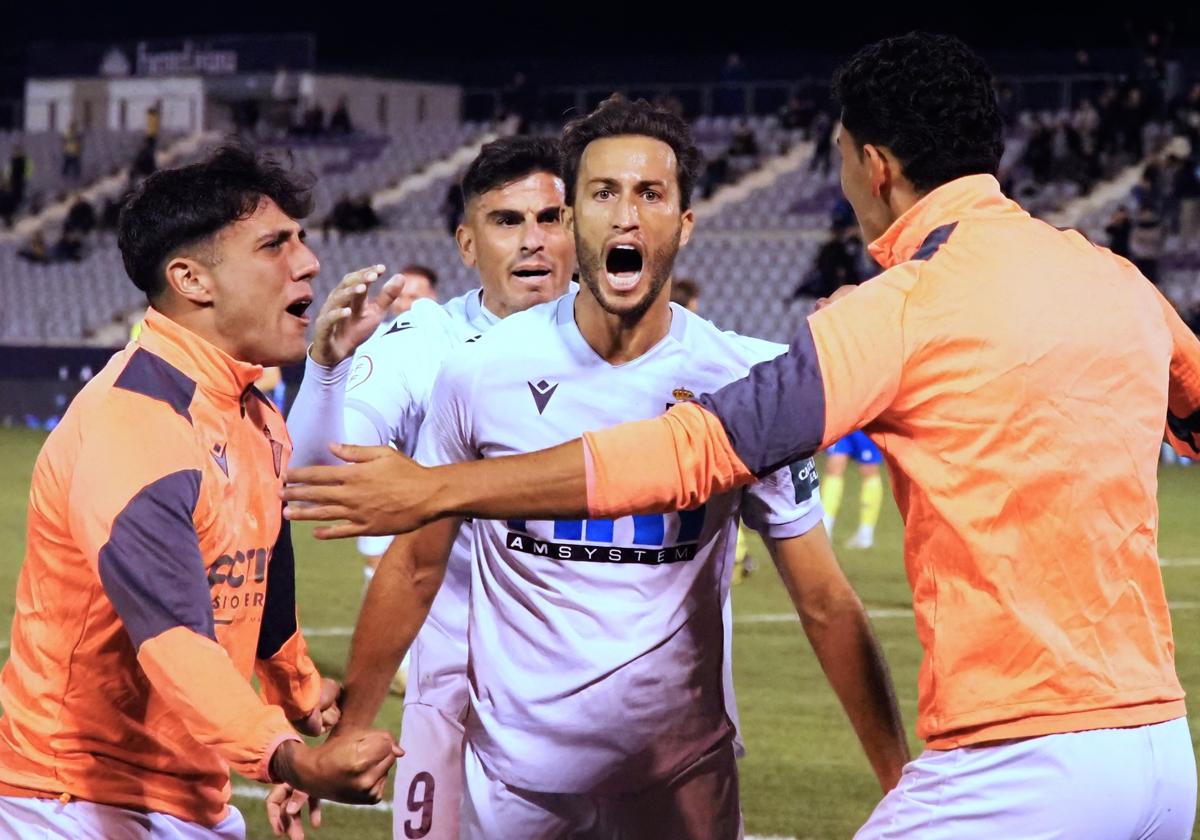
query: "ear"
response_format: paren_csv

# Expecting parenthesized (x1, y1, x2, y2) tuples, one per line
(678, 207, 695, 248)
(455, 223, 475, 269)
(562, 204, 575, 240)
(862, 143, 893, 200)
(163, 256, 215, 306)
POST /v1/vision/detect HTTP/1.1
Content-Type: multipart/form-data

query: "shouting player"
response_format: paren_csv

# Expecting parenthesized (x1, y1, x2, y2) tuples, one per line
(284, 135, 575, 839)
(297, 97, 908, 839)
(286, 35, 1200, 840)
(0, 147, 400, 839)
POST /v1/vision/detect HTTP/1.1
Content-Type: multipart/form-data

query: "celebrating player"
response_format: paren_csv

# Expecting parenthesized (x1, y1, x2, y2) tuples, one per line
(0, 147, 400, 840)
(284, 135, 575, 839)
(285, 35, 1200, 840)
(296, 97, 909, 839)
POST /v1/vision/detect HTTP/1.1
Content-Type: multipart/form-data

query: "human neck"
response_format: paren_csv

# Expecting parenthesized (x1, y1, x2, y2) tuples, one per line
(157, 300, 244, 362)
(573, 281, 672, 365)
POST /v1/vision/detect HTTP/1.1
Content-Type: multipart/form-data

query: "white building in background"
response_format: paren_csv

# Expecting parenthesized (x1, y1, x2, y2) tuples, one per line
(23, 35, 461, 135)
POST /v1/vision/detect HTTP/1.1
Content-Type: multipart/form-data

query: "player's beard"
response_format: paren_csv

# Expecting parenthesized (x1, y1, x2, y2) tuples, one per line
(576, 223, 681, 323)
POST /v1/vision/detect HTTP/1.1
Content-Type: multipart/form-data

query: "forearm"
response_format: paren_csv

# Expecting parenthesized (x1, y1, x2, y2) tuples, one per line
(428, 441, 591, 521)
(798, 593, 909, 790)
(287, 353, 355, 467)
(338, 520, 457, 729)
(138, 628, 300, 782)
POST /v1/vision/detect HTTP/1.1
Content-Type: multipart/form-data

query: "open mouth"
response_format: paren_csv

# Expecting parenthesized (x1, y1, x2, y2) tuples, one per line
(285, 297, 313, 321)
(512, 266, 552, 281)
(605, 244, 644, 291)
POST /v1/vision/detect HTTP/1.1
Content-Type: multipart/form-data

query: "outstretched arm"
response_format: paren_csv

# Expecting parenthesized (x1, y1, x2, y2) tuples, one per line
(284, 281, 910, 537)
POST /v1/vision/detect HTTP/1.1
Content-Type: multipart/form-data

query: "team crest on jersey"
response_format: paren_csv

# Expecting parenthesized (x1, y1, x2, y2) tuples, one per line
(262, 425, 284, 477)
(672, 387, 694, 402)
(347, 355, 373, 391)
(528, 379, 558, 415)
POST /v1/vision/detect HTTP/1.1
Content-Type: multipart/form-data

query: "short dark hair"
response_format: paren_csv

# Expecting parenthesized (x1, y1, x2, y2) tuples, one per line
(117, 144, 314, 299)
(561, 95, 703, 210)
(671, 278, 700, 307)
(400, 263, 438, 286)
(460, 135, 561, 206)
(832, 32, 1004, 193)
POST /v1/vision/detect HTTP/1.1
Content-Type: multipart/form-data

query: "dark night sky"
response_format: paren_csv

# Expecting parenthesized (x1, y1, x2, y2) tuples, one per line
(0, 3, 1194, 96)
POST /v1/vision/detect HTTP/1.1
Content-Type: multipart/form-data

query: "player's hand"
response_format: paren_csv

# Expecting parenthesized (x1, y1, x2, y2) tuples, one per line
(283, 445, 437, 539)
(292, 678, 342, 737)
(265, 783, 320, 840)
(309, 265, 407, 367)
(270, 731, 402, 804)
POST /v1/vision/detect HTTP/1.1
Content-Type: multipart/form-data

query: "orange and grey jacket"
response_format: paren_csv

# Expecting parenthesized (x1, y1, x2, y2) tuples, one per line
(583, 175, 1200, 749)
(0, 307, 320, 825)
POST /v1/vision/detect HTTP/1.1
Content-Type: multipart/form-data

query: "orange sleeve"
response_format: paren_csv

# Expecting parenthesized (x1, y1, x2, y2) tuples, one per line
(583, 402, 755, 518)
(139, 628, 300, 782)
(1153, 288, 1200, 457)
(255, 632, 322, 723)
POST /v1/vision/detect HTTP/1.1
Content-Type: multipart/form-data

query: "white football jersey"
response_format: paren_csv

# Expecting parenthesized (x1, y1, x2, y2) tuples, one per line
(415, 290, 823, 794)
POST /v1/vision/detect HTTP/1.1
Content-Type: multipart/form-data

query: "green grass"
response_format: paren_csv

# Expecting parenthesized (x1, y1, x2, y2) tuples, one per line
(0, 427, 1196, 838)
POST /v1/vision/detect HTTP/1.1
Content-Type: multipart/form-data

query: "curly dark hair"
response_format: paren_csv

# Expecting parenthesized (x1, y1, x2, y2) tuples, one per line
(118, 143, 314, 300)
(460, 135, 561, 206)
(561, 95, 703, 210)
(832, 32, 1004, 193)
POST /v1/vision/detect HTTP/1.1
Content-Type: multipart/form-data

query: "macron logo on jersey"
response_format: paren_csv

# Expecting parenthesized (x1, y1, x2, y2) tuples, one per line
(210, 442, 229, 477)
(384, 321, 414, 336)
(528, 379, 558, 415)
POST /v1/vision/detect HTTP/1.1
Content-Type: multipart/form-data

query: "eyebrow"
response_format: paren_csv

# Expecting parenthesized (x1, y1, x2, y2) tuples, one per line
(586, 178, 668, 190)
(485, 209, 523, 223)
(256, 227, 306, 247)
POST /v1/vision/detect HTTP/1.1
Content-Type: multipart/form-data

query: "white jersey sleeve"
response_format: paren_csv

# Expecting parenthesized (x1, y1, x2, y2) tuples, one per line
(412, 348, 480, 469)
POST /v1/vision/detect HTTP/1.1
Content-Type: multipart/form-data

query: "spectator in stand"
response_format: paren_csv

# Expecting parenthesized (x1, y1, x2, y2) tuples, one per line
(1023, 115, 1054, 183)
(17, 232, 49, 264)
(442, 181, 465, 236)
(63, 195, 96, 238)
(100, 192, 127, 232)
(144, 105, 160, 152)
(1129, 206, 1164, 285)
(700, 152, 730, 199)
(717, 53, 747, 116)
(1174, 153, 1200, 239)
(52, 228, 85, 262)
(729, 121, 759, 160)
(793, 224, 861, 301)
(1133, 163, 1163, 211)
(670, 278, 701, 312)
(1105, 206, 1133, 258)
(62, 122, 83, 180)
(1120, 87, 1150, 160)
(9, 145, 29, 210)
(389, 265, 440, 316)
(0, 177, 13, 228)
(809, 111, 833, 175)
(501, 72, 537, 132)
(330, 98, 353, 135)
(778, 94, 813, 133)
(297, 101, 325, 137)
(131, 139, 157, 182)
(327, 194, 380, 235)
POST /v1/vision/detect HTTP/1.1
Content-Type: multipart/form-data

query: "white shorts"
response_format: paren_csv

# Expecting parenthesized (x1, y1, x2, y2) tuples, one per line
(0, 797, 245, 839)
(392, 702, 466, 840)
(461, 737, 740, 840)
(855, 716, 1197, 840)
